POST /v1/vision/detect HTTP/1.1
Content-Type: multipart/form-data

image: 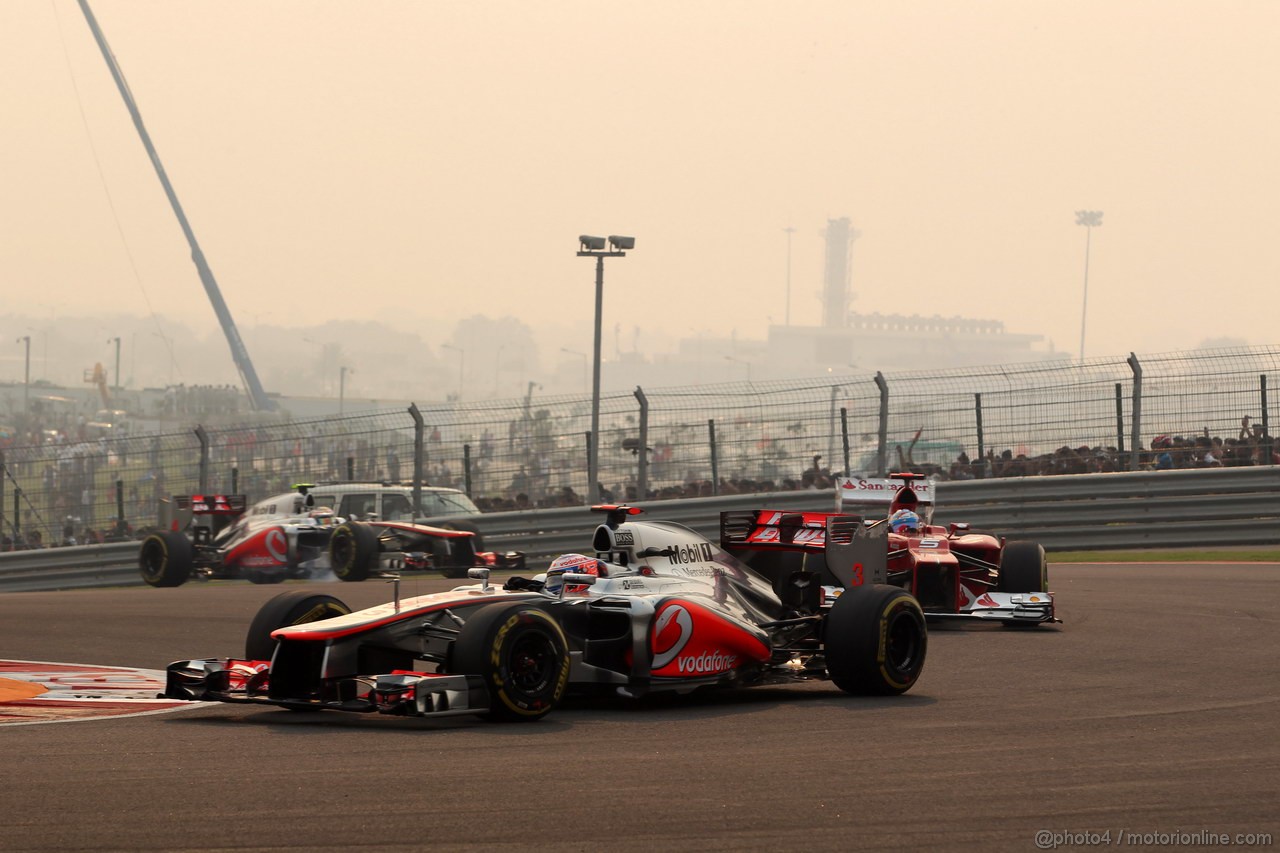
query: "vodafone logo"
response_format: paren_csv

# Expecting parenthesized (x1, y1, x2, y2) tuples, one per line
(651, 605, 693, 670)
(675, 649, 738, 674)
(265, 528, 288, 563)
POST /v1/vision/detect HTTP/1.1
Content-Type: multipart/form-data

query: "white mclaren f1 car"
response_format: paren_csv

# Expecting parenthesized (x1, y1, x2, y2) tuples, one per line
(163, 504, 928, 722)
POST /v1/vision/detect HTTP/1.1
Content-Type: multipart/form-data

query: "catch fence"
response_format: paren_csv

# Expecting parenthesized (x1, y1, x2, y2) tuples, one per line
(1, 346, 1277, 549)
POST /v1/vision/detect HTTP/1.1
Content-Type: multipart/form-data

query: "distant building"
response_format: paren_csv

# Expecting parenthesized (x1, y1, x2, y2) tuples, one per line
(766, 311, 1064, 374)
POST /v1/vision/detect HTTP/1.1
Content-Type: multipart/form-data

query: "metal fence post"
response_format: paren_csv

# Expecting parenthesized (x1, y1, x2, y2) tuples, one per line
(708, 419, 719, 495)
(463, 443, 473, 496)
(1262, 374, 1272, 464)
(194, 425, 209, 492)
(231, 467, 239, 493)
(974, 393, 985, 463)
(840, 407, 851, 476)
(114, 479, 125, 537)
(1127, 353, 1143, 471)
(874, 372, 889, 477)
(408, 403, 424, 515)
(634, 386, 649, 499)
(584, 431, 592, 499)
(827, 385, 839, 474)
(0, 450, 6, 547)
(1114, 383, 1125, 454)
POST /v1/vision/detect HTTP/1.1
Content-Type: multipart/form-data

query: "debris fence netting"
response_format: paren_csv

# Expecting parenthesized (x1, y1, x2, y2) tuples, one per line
(2, 347, 1276, 548)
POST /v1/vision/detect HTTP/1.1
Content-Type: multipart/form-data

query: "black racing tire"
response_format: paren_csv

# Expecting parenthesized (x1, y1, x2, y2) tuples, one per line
(451, 602, 570, 722)
(998, 541, 1048, 593)
(139, 531, 194, 588)
(435, 519, 486, 553)
(244, 590, 353, 661)
(824, 584, 927, 695)
(328, 521, 380, 582)
(432, 537, 473, 580)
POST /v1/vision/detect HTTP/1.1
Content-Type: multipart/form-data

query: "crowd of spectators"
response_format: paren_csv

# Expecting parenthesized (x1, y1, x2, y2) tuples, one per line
(4, 397, 1277, 542)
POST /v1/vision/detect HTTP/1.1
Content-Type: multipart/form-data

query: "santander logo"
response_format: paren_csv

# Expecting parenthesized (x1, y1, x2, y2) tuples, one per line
(650, 605, 693, 670)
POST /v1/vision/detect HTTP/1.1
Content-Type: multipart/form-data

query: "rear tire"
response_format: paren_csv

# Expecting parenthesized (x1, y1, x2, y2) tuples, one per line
(436, 520, 486, 553)
(244, 590, 353, 661)
(824, 584, 927, 695)
(998, 541, 1048, 593)
(329, 521, 379, 582)
(451, 602, 569, 722)
(138, 531, 193, 587)
(432, 537, 473, 579)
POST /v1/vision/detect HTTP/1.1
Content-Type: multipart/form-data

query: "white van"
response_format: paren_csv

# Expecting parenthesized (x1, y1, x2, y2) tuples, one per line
(301, 483, 481, 525)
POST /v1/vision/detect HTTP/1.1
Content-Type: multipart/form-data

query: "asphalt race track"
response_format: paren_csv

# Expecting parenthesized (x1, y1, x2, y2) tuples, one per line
(2, 564, 1278, 852)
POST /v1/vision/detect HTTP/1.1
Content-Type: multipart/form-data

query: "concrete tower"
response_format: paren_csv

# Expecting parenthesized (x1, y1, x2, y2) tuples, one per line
(821, 217, 861, 329)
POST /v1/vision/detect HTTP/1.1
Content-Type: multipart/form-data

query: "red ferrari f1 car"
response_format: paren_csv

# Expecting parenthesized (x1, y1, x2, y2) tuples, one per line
(163, 504, 929, 722)
(726, 473, 1057, 626)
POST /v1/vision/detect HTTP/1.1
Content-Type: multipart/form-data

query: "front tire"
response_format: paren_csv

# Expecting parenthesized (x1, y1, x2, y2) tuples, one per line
(998, 541, 1048, 593)
(329, 521, 380, 582)
(244, 590, 353, 660)
(451, 603, 569, 722)
(138, 531, 193, 588)
(824, 584, 927, 695)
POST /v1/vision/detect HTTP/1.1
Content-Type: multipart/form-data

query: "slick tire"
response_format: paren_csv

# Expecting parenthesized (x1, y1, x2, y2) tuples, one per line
(138, 531, 194, 588)
(431, 537, 472, 580)
(824, 584, 927, 696)
(244, 590, 353, 661)
(329, 521, 379, 582)
(451, 602, 570, 722)
(435, 520, 485, 552)
(998, 541, 1048, 593)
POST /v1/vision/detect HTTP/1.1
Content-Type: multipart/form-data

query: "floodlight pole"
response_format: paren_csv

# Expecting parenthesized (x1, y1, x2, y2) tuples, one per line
(783, 226, 796, 326)
(1075, 210, 1103, 363)
(109, 336, 121, 390)
(18, 336, 31, 415)
(578, 238, 629, 503)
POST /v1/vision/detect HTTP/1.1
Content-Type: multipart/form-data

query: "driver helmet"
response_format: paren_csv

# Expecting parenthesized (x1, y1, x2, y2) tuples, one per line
(544, 552, 604, 595)
(889, 509, 920, 534)
(308, 507, 336, 526)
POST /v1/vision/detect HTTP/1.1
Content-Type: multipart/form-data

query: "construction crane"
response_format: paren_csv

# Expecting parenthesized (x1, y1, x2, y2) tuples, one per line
(77, 0, 275, 411)
(84, 362, 111, 408)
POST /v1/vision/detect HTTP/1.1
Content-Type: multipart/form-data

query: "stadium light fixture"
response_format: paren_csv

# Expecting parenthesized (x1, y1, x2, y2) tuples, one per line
(577, 233, 635, 502)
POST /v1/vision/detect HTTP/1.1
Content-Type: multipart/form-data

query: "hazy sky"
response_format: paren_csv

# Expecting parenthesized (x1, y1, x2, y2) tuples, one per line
(3, 0, 1277, 367)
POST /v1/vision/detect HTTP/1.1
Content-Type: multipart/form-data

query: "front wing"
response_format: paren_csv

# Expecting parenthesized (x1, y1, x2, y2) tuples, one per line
(164, 659, 492, 719)
(822, 586, 1057, 624)
(944, 590, 1056, 624)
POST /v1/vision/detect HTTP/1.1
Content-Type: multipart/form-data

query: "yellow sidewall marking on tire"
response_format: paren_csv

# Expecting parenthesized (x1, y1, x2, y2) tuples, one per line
(878, 596, 922, 690)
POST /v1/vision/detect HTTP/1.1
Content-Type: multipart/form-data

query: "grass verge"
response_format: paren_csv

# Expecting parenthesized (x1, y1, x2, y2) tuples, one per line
(1048, 548, 1280, 563)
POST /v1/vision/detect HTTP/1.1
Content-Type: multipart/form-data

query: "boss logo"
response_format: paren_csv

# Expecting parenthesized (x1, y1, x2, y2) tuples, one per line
(614, 530, 635, 546)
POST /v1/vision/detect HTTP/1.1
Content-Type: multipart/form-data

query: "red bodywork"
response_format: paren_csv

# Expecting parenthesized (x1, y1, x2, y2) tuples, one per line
(732, 483, 1006, 615)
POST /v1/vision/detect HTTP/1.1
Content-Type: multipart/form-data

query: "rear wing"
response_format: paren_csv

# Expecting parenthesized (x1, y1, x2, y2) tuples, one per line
(720, 509, 887, 588)
(836, 474, 936, 525)
(160, 494, 247, 532)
